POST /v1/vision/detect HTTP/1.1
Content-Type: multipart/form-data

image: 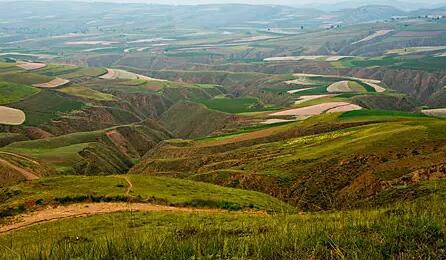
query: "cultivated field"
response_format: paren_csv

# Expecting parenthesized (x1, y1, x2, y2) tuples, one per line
(32, 78, 70, 88)
(271, 102, 357, 116)
(16, 62, 47, 71)
(422, 108, 446, 118)
(327, 80, 367, 93)
(100, 68, 166, 81)
(265, 56, 351, 62)
(352, 29, 393, 44)
(0, 106, 25, 125)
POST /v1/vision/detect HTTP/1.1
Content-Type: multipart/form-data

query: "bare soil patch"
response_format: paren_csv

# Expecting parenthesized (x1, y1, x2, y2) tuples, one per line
(326, 104, 362, 113)
(100, 68, 166, 81)
(33, 78, 70, 88)
(422, 108, 446, 118)
(0, 203, 256, 234)
(0, 158, 40, 181)
(352, 30, 393, 44)
(0, 106, 25, 125)
(16, 62, 47, 71)
(295, 94, 335, 105)
(270, 102, 352, 117)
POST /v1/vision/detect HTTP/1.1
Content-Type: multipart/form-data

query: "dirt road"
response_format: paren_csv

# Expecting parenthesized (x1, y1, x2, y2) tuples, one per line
(0, 203, 257, 234)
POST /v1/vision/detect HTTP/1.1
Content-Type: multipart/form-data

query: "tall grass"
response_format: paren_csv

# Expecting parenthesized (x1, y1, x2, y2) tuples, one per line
(1, 197, 445, 259)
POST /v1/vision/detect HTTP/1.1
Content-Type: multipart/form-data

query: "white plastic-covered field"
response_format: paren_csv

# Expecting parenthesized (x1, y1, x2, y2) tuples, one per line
(0, 106, 25, 125)
(270, 102, 361, 117)
(352, 30, 393, 44)
(100, 68, 166, 81)
(16, 62, 47, 71)
(33, 78, 70, 88)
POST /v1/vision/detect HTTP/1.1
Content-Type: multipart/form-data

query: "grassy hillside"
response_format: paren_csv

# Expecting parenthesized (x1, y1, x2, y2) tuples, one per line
(9, 90, 85, 126)
(0, 195, 444, 259)
(2, 122, 172, 175)
(132, 111, 446, 210)
(159, 102, 249, 139)
(0, 82, 40, 105)
(0, 174, 294, 218)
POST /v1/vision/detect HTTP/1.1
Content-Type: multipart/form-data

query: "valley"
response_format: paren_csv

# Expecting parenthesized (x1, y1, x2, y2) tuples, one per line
(0, 1, 446, 258)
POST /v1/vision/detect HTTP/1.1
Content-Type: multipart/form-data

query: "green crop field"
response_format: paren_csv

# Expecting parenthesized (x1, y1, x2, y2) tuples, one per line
(0, 2, 446, 258)
(9, 90, 85, 126)
(0, 81, 40, 104)
(58, 86, 114, 101)
(0, 72, 53, 85)
(194, 96, 274, 114)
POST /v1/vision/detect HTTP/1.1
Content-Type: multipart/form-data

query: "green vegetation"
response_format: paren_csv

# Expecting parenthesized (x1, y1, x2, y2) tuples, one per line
(194, 96, 273, 114)
(0, 175, 293, 214)
(132, 112, 446, 210)
(9, 90, 85, 126)
(339, 109, 428, 120)
(1, 196, 445, 259)
(58, 86, 114, 101)
(0, 81, 40, 104)
(0, 72, 53, 85)
(39, 65, 107, 79)
(337, 56, 446, 72)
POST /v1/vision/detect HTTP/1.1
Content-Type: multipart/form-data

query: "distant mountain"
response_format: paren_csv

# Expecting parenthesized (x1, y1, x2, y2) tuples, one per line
(300, 0, 445, 11)
(334, 5, 406, 24)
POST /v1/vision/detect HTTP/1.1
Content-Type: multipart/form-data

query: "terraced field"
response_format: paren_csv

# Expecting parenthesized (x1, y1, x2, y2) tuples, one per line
(0, 2, 446, 258)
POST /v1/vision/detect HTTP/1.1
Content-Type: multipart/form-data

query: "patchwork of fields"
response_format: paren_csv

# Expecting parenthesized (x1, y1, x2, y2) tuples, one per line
(0, 1, 446, 258)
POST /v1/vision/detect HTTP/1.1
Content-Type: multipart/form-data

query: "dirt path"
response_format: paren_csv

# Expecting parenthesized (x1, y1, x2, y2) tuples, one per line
(117, 176, 133, 195)
(0, 158, 40, 180)
(0, 203, 257, 235)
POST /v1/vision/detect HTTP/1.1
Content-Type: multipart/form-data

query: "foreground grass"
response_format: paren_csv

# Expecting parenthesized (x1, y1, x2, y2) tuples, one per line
(0, 175, 293, 217)
(0, 197, 445, 259)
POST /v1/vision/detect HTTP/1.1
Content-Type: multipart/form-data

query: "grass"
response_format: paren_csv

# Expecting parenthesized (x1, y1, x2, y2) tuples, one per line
(58, 86, 114, 101)
(0, 175, 293, 215)
(339, 109, 428, 121)
(0, 81, 40, 105)
(0, 72, 53, 85)
(337, 56, 446, 72)
(39, 65, 107, 80)
(194, 96, 272, 114)
(9, 90, 85, 126)
(0, 196, 445, 259)
(132, 112, 446, 210)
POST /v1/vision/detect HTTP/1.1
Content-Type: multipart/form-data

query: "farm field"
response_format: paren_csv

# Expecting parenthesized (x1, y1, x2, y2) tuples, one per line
(0, 106, 25, 125)
(0, 1, 446, 258)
